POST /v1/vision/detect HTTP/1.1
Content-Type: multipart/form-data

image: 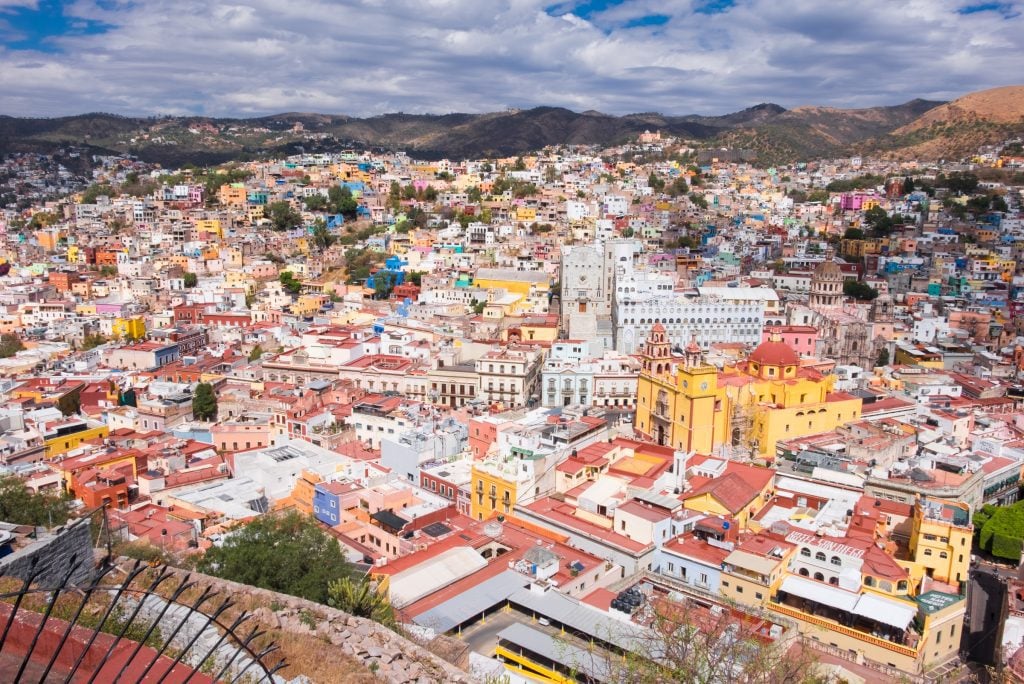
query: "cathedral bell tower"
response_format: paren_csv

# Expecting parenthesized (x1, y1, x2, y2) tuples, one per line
(640, 322, 673, 376)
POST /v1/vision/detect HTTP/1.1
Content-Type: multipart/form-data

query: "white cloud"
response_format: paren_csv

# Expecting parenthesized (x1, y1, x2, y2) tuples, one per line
(0, 0, 1022, 117)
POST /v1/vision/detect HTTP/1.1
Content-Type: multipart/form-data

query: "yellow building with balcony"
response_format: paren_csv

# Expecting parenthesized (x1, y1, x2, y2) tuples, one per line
(635, 326, 861, 458)
(470, 460, 517, 521)
(908, 499, 972, 586)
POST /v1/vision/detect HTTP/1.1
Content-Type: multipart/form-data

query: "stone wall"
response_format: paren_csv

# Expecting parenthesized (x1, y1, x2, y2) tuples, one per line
(0, 517, 95, 586)
(153, 563, 475, 684)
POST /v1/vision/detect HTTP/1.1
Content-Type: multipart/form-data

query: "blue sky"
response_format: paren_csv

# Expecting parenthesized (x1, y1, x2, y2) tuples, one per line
(0, 0, 1021, 117)
(0, 0, 113, 51)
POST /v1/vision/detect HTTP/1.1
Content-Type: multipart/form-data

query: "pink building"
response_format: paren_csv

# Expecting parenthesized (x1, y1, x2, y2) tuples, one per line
(761, 325, 818, 357)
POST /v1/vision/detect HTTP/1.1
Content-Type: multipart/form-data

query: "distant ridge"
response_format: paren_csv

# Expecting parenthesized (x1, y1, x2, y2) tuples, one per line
(0, 87, 1018, 166)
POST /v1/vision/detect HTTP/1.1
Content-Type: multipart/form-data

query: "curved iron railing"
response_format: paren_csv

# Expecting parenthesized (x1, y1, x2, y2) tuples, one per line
(0, 553, 287, 683)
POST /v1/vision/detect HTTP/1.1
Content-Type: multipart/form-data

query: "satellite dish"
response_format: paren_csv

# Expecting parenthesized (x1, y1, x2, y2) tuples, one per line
(722, 521, 730, 530)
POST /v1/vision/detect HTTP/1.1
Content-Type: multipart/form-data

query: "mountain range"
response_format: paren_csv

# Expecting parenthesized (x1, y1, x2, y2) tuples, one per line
(1, 86, 1023, 167)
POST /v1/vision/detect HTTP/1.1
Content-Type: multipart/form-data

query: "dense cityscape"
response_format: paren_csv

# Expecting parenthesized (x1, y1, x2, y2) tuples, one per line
(1, 111, 1024, 682)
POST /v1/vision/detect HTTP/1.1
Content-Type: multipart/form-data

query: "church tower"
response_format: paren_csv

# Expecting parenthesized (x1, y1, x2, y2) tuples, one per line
(809, 257, 844, 310)
(640, 322, 673, 377)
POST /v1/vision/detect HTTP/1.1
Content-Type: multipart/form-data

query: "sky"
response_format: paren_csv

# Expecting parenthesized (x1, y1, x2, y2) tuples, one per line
(0, 0, 1022, 118)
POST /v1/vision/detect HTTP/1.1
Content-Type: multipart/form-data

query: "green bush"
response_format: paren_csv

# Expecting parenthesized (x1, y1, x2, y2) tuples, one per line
(978, 501, 1024, 562)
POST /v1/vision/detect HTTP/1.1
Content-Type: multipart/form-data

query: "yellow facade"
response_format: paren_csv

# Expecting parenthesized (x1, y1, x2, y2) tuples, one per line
(472, 275, 550, 299)
(516, 207, 537, 222)
(635, 328, 861, 457)
(194, 219, 222, 236)
(470, 463, 517, 521)
(46, 424, 110, 459)
(112, 316, 145, 341)
(908, 500, 972, 586)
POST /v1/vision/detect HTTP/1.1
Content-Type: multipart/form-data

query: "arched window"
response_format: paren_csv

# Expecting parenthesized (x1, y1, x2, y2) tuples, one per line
(814, 551, 826, 561)
(800, 548, 811, 557)
(830, 556, 841, 566)
(799, 568, 809, 577)
(813, 572, 824, 581)
(864, 576, 875, 587)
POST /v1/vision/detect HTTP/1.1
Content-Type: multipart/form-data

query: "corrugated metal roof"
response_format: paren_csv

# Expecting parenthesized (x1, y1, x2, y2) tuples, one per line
(389, 547, 487, 608)
(497, 622, 613, 680)
(412, 570, 529, 632)
(509, 587, 650, 653)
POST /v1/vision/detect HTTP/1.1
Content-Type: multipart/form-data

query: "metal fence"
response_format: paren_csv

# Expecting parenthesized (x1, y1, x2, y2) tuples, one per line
(0, 547, 286, 682)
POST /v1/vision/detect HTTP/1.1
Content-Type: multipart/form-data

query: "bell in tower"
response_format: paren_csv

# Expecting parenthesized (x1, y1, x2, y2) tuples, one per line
(641, 322, 672, 375)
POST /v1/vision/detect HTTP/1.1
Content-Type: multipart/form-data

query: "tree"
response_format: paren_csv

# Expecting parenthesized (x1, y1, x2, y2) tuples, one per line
(648, 172, 665, 192)
(328, 185, 358, 219)
(0, 333, 24, 358)
(197, 511, 355, 604)
(311, 218, 335, 252)
(595, 595, 817, 684)
(0, 475, 73, 527)
(248, 345, 264, 361)
(327, 577, 396, 628)
(844, 280, 878, 301)
(622, 227, 635, 238)
(372, 271, 397, 300)
(81, 183, 118, 203)
(279, 271, 303, 294)
(303, 194, 328, 212)
(471, 300, 486, 315)
(192, 382, 218, 421)
(843, 228, 865, 240)
(689, 192, 708, 209)
(267, 201, 302, 231)
(183, 272, 198, 288)
(977, 501, 1024, 563)
(81, 333, 109, 350)
(57, 389, 81, 416)
(863, 205, 894, 235)
(408, 271, 426, 286)
(903, 176, 915, 193)
(876, 347, 890, 367)
(938, 172, 979, 195)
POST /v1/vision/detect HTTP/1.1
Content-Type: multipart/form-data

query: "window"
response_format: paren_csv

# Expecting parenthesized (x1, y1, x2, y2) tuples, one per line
(815, 551, 826, 561)
(813, 572, 824, 581)
(736, 586, 743, 593)
(800, 548, 810, 557)
(830, 556, 841, 566)
(755, 592, 763, 600)
(924, 549, 932, 556)
(939, 551, 948, 559)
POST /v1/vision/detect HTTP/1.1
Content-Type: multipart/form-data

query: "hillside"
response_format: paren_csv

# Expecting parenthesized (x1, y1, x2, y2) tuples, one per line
(863, 85, 1024, 160)
(5, 89, 1020, 166)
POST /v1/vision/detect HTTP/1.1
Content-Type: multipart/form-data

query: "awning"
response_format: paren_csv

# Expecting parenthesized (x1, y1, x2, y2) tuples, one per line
(779, 575, 859, 612)
(724, 549, 778, 577)
(852, 592, 916, 630)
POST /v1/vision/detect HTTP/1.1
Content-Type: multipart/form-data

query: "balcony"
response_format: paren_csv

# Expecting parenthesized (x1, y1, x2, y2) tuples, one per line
(654, 402, 670, 420)
(768, 601, 918, 659)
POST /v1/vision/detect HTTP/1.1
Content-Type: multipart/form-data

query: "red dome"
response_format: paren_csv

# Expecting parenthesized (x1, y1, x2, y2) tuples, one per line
(750, 340, 799, 367)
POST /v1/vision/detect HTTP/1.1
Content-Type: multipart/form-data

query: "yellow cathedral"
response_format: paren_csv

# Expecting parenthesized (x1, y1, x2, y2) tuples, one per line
(634, 324, 862, 458)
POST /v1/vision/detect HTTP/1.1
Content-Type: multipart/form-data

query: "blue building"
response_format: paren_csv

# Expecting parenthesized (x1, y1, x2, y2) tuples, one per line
(313, 481, 348, 526)
(366, 255, 407, 289)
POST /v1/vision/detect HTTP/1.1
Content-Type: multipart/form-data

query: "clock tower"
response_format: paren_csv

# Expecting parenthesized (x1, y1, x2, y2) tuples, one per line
(635, 328, 719, 453)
